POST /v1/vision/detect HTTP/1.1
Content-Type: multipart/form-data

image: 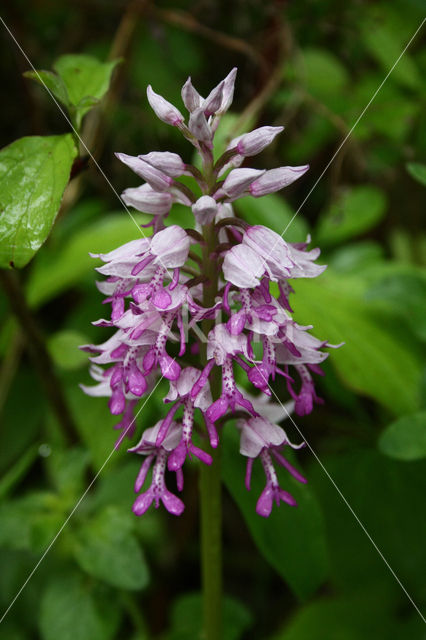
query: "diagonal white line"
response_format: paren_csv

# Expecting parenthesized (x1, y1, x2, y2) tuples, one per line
(280, 17, 425, 237)
(0, 15, 176, 281)
(0, 16, 144, 236)
(251, 361, 426, 623)
(0, 370, 169, 625)
(0, 17, 184, 622)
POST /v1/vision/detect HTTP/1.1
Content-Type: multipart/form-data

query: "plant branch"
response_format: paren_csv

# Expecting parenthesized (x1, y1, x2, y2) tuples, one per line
(0, 270, 78, 444)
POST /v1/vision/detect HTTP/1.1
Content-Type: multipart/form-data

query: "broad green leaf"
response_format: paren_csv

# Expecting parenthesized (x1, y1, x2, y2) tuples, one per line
(271, 590, 422, 640)
(23, 70, 70, 107)
(300, 48, 349, 99)
(407, 162, 426, 186)
(39, 572, 120, 640)
(291, 272, 422, 415)
(222, 428, 329, 600)
(329, 241, 385, 274)
(0, 135, 77, 268)
(46, 447, 91, 495)
(93, 460, 164, 546)
(27, 212, 150, 308)
(361, 20, 422, 90)
(167, 592, 252, 640)
(47, 383, 124, 470)
(0, 492, 61, 551)
(48, 329, 90, 370)
(350, 78, 418, 143)
(315, 186, 386, 246)
(73, 506, 150, 590)
(53, 54, 120, 127)
(235, 195, 309, 244)
(365, 271, 426, 342)
(379, 411, 426, 461)
(309, 450, 426, 598)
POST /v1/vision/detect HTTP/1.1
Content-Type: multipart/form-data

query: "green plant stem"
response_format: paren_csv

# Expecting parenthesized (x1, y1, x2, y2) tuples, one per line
(199, 445, 222, 640)
(199, 211, 223, 640)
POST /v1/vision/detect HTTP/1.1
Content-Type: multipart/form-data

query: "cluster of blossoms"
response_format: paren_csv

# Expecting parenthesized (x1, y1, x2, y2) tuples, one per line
(82, 69, 338, 518)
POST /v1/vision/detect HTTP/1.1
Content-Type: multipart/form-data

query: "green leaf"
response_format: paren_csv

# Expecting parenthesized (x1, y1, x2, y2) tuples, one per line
(291, 272, 422, 415)
(361, 20, 422, 90)
(46, 447, 91, 495)
(350, 78, 418, 143)
(53, 54, 120, 127)
(73, 506, 150, 590)
(0, 492, 61, 551)
(271, 590, 421, 640)
(235, 195, 309, 244)
(0, 135, 77, 268)
(23, 70, 70, 107)
(0, 445, 39, 500)
(167, 592, 252, 640)
(222, 428, 329, 600)
(315, 186, 387, 246)
(39, 572, 120, 640)
(379, 411, 426, 461)
(48, 329, 90, 370)
(407, 162, 426, 186)
(309, 450, 426, 598)
(329, 241, 385, 274)
(27, 212, 150, 308)
(365, 271, 426, 342)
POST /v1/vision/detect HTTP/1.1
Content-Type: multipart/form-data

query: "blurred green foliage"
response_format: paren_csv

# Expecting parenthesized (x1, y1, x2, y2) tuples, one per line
(0, 0, 425, 639)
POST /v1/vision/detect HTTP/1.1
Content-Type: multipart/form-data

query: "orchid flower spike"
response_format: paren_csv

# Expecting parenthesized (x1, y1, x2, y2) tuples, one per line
(82, 67, 340, 518)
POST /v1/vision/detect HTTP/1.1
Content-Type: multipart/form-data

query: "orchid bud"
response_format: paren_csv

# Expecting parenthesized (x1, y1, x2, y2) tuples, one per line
(121, 184, 172, 215)
(222, 168, 265, 199)
(115, 153, 173, 191)
(230, 126, 284, 157)
(216, 67, 237, 114)
(188, 107, 212, 144)
(192, 195, 218, 225)
(147, 85, 185, 126)
(181, 77, 203, 112)
(203, 80, 224, 117)
(140, 151, 186, 177)
(249, 165, 309, 197)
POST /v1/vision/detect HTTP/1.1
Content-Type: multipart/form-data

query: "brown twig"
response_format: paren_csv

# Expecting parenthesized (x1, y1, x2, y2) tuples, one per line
(0, 270, 78, 444)
(0, 328, 25, 424)
(155, 8, 265, 69)
(229, 17, 292, 138)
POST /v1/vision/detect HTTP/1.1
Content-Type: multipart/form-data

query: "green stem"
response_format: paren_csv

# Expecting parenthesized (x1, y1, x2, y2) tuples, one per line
(199, 445, 222, 640)
(199, 182, 223, 639)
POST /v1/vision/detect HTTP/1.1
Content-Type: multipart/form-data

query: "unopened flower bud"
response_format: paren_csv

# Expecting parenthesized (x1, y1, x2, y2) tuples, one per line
(115, 153, 174, 191)
(192, 195, 218, 225)
(181, 77, 203, 112)
(216, 67, 237, 114)
(188, 107, 212, 144)
(222, 168, 265, 199)
(140, 152, 186, 178)
(203, 81, 224, 117)
(121, 184, 172, 215)
(249, 165, 309, 197)
(147, 85, 184, 126)
(230, 126, 284, 157)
